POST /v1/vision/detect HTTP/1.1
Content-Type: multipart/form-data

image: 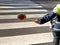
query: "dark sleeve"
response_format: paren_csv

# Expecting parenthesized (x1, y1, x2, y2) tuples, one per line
(38, 12, 56, 24)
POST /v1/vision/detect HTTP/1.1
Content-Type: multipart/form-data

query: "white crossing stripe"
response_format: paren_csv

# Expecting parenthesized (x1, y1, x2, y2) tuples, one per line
(0, 4, 40, 6)
(0, 14, 46, 19)
(0, 6, 43, 8)
(0, 32, 53, 45)
(26, 14, 46, 18)
(22, 32, 53, 44)
(0, 22, 49, 30)
(0, 9, 48, 13)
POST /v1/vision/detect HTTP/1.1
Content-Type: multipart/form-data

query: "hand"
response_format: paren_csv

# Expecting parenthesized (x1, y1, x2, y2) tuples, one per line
(34, 19, 39, 24)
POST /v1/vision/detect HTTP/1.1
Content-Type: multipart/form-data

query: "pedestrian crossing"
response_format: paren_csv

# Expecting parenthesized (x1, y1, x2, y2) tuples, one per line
(0, 4, 53, 45)
(0, 32, 53, 45)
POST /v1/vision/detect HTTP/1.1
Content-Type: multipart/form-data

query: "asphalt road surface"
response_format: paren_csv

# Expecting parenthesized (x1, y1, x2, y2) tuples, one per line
(0, 0, 59, 45)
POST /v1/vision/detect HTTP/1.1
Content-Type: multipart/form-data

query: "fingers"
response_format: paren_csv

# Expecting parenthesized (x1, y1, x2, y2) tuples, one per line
(34, 19, 39, 24)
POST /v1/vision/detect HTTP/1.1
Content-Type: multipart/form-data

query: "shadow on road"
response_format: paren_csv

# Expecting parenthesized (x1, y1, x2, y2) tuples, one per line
(0, 26, 51, 37)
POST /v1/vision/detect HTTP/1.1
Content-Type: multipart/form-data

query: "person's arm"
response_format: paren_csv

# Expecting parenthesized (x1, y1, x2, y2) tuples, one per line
(34, 12, 56, 24)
